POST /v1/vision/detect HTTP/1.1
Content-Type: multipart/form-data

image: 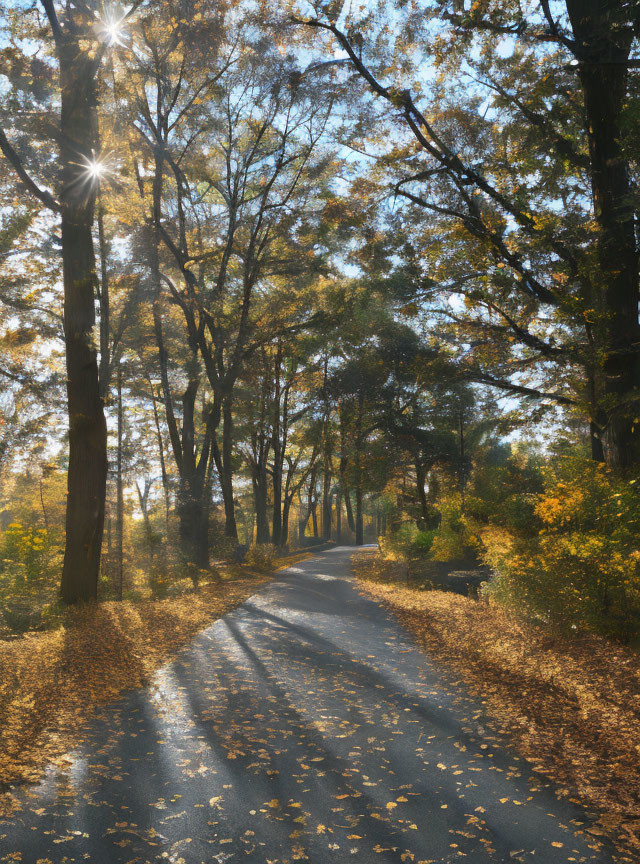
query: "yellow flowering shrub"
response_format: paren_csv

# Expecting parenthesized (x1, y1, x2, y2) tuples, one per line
(483, 458, 640, 641)
(430, 498, 481, 562)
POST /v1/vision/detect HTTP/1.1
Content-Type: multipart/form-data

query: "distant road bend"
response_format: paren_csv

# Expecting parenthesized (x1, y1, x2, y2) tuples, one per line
(0, 546, 612, 863)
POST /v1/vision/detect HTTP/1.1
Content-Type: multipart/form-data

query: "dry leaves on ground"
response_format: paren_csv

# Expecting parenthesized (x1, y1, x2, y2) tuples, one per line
(0, 572, 273, 812)
(353, 551, 640, 863)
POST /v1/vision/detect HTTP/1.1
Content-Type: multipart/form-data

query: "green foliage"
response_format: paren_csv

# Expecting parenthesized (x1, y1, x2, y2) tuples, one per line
(466, 446, 544, 534)
(379, 523, 436, 560)
(482, 458, 640, 642)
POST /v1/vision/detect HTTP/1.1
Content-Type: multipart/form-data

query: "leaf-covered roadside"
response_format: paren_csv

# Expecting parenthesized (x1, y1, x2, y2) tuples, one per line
(352, 552, 640, 863)
(0, 569, 275, 814)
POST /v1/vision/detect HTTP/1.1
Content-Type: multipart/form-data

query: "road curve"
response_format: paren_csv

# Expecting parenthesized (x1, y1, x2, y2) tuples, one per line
(0, 547, 612, 863)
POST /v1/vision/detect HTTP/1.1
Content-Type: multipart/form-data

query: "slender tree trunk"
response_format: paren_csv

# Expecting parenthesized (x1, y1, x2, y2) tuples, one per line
(355, 483, 363, 546)
(322, 462, 332, 541)
(335, 489, 342, 542)
(458, 410, 466, 512)
(59, 41, 107, 603)
(298, 466, 318, 542)
(281, 495, 292, 547)
(116, 364, 124, 600)
(320, 357, 332, 540)
(343, 482, 355, 533)
(415, 459, 429, 527)
(298, 506, 307, 543)
(149, 377, 171, 533)
(220, 396, 238, 539)
(135, 479, 165, 595)
(339, 418, 355, 532)
(271, 342, 283, 546)
(354, 395, 364, 546)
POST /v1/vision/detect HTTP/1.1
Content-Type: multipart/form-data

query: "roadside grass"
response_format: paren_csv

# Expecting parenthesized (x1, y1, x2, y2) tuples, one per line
(0, 560, 288, 814)
(353, 549, 640, 862)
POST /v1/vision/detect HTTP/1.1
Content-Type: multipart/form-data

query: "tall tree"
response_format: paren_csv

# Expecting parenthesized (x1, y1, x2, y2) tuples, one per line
(0, 0, 140, 600)
(294, 0, 640, 470)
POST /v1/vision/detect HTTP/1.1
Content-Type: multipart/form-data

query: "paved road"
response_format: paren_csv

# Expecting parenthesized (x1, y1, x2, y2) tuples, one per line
(1, 547, 612, 863)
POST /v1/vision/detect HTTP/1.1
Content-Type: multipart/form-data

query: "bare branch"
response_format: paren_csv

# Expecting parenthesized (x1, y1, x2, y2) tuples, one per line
(0, 128, 60, 213)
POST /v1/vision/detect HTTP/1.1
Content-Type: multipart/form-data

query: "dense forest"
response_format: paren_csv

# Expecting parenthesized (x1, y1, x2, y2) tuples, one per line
(0, 0, 639, 640)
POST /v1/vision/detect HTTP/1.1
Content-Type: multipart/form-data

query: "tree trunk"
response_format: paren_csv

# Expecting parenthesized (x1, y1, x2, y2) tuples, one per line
(458, 410, 466, 511)
(220, 396, 238, 539)
(116, 364, 124, 600)
(322, 460, 332, 541)
(281, 495, 292, 547)
(176, 374, 210, 577)
(566, 1, 640, 470)
(354, 394, 364, 546)
(271, 342, 283, 546)
(177, 470, 208, 575)
(59, 40, 107, 603)
(253, 469, 270, 544)
(148, 377, 171, 533)
(415, 459, 430, 527)
(355, 482, 363, 546)
(343, 483, 355, 533)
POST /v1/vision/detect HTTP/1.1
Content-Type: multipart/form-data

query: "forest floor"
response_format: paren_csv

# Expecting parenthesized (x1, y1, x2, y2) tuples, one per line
(352, 549, 640, 862)
(0, 554, 309, 809)
(0, 546, 616, 863)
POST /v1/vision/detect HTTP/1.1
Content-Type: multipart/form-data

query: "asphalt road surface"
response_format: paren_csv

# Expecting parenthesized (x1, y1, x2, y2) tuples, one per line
(0, 547, 612, 863)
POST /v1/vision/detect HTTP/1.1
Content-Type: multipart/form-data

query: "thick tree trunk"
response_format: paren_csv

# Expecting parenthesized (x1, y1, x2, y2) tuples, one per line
(566, 1, 640, 469)
(177, 471, 209, 575)
(177, 375, 210, 577)
(59, 41, 107, 603)
(253, 470, 270, 544)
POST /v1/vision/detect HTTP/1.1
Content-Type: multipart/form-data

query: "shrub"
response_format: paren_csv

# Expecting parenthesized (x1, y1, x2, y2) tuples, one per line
(466, 447, 544, 534)
(245, 543, 278, 572)
(429, 500, 480, 562)
(379, 523, 436, 561)
(482, 458, 640, 642)
(2, 522, 51, 585)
